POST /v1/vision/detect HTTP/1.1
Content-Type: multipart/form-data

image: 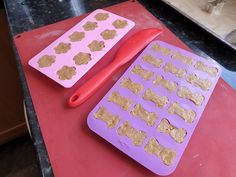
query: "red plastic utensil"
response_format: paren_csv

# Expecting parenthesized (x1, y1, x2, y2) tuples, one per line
(68, 28, 162, 107)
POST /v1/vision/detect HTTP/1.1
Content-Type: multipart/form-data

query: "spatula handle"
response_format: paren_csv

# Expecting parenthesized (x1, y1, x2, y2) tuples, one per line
(68, 62, 117, 107)
(68, 28, 162, 107)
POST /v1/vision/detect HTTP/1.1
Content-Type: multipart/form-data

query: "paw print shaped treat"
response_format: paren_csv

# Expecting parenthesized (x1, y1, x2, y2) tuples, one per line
(54, 42, 71, 54)
(69, 32, 85, 42)
(37, 55, 56, 68)
(112, 19, 128, 29)
(88, 40, 105, 52)
(94, 13, 109, 21)
(57, 66, 76, 80)
(82, 21, 98, 31)
(73, 52, 92, 65)
(100, 29, 117, 40)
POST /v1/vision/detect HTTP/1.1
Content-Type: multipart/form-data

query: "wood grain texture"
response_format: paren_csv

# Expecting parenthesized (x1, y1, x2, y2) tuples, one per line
(0, 10, 26, 144)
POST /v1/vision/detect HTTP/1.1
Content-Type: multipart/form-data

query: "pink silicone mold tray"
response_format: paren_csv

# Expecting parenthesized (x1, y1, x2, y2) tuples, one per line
(87, 40, 221, 176)
(28, 9, 135, 88)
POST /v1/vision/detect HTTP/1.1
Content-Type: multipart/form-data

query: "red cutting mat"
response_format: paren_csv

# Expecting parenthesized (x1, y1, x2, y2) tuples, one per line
(14, 1, 236, 177)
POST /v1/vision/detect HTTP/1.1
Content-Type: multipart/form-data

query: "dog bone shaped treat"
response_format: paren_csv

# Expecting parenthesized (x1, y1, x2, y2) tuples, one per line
(94, 107, 120, 128)
(194, 61, 218, 77)
(152, 43, 172, 56)
(177, 86, 204, 105)
(163, 63, 186, 78)
(131, 104, 158, 126)
(171, 51, 193, 65)
(186, 73, 212, 91)
(120, 78, 143, 95)
(157, 119, 187, 143)
(153, 75, 178, 92)
(118, 121, 147, 146)
(142, 54, 163, 68)
(145, 137, 176, 166)
(131, 65, 154, 80)
(143, 89, 169, 108)
(108, 92, 132, 110)
(168, 102, 195, 123)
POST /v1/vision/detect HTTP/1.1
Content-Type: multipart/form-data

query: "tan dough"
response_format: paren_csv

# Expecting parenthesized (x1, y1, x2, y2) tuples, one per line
(100, 29, 117, 40)
(131, 65, 154, 80)
(131, 104, 158, 126)
(69, 31, 85, 42)
(171, 52, 193, 65)
(168, 102, 195, 123)
(186, 73, 212, 91)
(177, 86, 204, 105)
(152, 43, 172, 56)
(120, 78, 143, 95)
(153, 75, 177, 92)
(163, 63, 186, 78)
(82, 21, 98, 31)
(108, 92, 132, 110)
(56, 66, 76, 80)
(94, 13, 109, 21)
(142, 54, 162, 68)
(73, 52, 91, 65)
(194, 61, 218, 77)
(94, 107, 120, 128)
(144, 137, 176, 166)
(143, 89, 168, 108)
(54, 42, 71, 54)
(118, 121, 146, 146)
(169, 128, 187, 144)
(88, 40, 105, 52)
(37, 55, 56, 68)
(157, 119, 187, 143)
(160, 148, 176, 166)
(112, 19, 128, 29)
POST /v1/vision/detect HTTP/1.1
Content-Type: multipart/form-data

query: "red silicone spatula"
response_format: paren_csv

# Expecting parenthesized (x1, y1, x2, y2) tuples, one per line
(68, 28, 162, 107)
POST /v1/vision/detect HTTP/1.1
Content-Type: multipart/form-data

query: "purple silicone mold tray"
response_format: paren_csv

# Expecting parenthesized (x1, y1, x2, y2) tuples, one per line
(28, 9, 134, 88)
(87, 40, 221, 176)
